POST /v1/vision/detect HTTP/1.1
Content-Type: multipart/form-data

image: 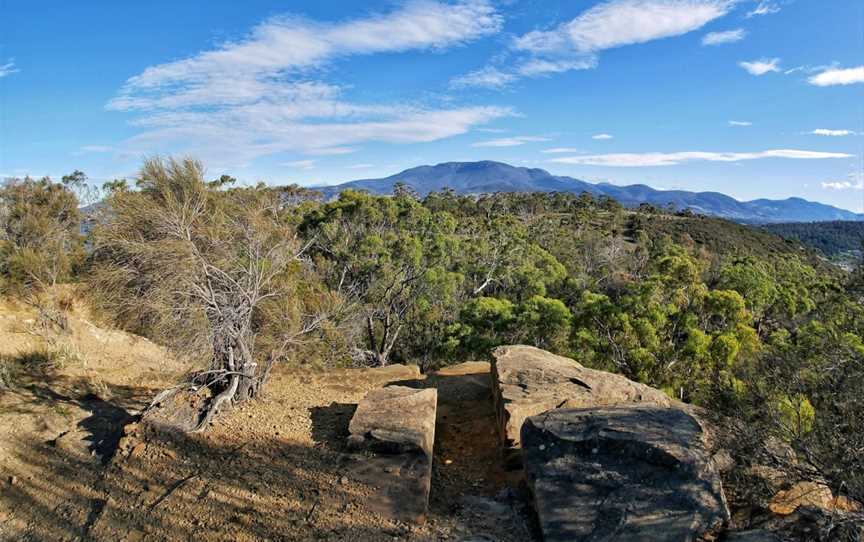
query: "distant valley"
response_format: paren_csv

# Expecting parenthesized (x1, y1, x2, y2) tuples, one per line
(312, 161, 864, 224)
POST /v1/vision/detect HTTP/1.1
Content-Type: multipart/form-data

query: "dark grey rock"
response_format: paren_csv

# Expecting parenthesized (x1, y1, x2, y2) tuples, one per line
(522, 406, 729, 542)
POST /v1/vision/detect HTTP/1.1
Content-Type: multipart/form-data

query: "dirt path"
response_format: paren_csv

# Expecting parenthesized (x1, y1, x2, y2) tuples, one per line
(426, 363, 537, 540)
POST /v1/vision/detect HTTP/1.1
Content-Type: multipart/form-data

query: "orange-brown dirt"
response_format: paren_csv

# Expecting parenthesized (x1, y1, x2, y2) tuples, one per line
(0, 298, 538, 541)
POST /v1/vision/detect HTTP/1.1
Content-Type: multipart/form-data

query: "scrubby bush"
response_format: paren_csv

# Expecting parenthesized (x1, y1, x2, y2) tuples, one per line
(0, 176, 84, 293)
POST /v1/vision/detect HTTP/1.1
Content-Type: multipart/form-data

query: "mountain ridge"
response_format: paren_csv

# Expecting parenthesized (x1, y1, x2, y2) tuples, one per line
(311, 160, 864, 224)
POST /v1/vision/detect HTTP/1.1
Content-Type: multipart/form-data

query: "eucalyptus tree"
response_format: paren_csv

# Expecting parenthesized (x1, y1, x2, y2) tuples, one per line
(302, 189, 461, 365)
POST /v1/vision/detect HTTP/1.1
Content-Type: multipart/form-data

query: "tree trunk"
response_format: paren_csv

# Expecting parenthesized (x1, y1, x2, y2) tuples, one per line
(233, 336, 257, 402)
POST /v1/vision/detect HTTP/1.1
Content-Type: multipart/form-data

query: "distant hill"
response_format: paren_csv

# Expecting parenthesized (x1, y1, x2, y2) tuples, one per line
(763, 221, 864, 259)
(311, 161, 864, 224)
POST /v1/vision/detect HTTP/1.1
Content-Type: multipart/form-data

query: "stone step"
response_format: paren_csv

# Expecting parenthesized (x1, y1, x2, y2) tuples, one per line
(345, 385, 437, 523)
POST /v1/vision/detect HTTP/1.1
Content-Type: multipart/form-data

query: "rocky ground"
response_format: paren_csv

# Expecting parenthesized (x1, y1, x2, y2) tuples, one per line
(0, 298, 539, 541)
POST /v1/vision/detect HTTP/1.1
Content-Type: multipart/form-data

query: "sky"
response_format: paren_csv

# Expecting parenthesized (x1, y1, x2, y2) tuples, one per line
(2, 0, 863, 211)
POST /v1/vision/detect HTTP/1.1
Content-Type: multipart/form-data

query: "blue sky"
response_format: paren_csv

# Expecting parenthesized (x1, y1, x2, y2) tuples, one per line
(2, 0, 863, 211)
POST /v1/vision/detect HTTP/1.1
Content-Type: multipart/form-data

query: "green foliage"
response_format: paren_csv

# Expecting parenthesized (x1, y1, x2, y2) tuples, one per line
(0, 176, 84, 293)
(514, 295, 572, 351)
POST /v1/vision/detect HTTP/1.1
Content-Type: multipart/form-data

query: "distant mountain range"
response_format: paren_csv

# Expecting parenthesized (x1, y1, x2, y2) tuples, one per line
(311, 161, 864, 224)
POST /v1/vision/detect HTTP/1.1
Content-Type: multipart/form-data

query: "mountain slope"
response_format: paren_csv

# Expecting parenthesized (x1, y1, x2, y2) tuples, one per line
(311, 161, 863, 224)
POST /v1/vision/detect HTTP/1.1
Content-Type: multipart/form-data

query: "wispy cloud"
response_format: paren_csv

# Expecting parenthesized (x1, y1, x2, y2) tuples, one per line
(542, 147, 583, 154)
(728, 120, 752, 127)
(346, 163, 375, 169)
(451, 66, 516, 89)
(472, 136, 550, 147)
(808, 66, 864, 87)
(822, 173, 864, 191)
(702, 28, 745, 46)
(107, 2, 507, 164)
(0, 59, 18, 78)
(281, 160, 316, 170)
(592, 133, 614, 140)
(739, 58, 781, 75)
(746, 1, 781, 18)
(549, 149, 853, 167)
(810, 129, 855, 137)
(454, 0, 734, 87)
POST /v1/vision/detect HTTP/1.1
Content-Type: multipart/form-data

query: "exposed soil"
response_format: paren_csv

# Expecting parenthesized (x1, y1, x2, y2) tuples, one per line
(0, 299, 538, 541)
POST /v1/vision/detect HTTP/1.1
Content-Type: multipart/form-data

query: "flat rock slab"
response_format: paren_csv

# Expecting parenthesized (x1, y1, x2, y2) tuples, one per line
(491, 345, 670, 464)
(346, 385, 437, 523)
(522, 406, 729, 542)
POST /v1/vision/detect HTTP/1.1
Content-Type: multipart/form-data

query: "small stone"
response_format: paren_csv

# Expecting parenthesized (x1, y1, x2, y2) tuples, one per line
(129, 442, 147, 458)
(339, 476, 349, 485)
(8, 475, 18, 486)
(122, 423, 140, 436)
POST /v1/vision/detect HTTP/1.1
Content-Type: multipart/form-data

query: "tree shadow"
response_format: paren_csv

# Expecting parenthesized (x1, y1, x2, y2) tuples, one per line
(0, 422, 455, 541)
(76, 393, 135, 463)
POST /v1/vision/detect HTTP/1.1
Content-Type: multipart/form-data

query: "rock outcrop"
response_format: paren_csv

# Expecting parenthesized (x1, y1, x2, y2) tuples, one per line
(491, 345, 670, 464)
(345, 385, 437, 523)
(521, 406, 729, 542)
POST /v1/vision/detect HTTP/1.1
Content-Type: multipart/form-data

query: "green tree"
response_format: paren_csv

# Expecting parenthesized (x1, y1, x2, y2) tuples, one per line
(303, 190, 460, 365)
(0, 176, 84, 292)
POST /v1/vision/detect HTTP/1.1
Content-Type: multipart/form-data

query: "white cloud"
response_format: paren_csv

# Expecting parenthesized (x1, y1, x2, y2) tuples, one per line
(451, 66, 516, 89)
(592, 133, 614, 140)
(808, 66, 864, 87)
(516, 57, 598, 76)
(822, 173, 864, 190)
(281, 160, 315, 170)
(810, 129, 855, 137)
(821, 180, 860, 190)
(542, 147, 583, 154)
(0, 59, 18, 78)
(455, 0, 733, 87)
(739, 58, 781, 75)
(107, 2, 507, 164)
(112, 1, 501, 108)
(702, 28, 745, 45)
(746, 1, 781, 17)
(346, 163, 375, 169)
(122, 105, 512, 166)
(515, 0, 733, 54)
(728, 120, 752, 126)
(472, 136, 550, 147)
(549, 149, 853, 167)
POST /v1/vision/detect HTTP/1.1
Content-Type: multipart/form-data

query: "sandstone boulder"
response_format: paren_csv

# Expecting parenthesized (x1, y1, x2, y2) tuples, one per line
(491, 345, 670, 463)
(521, 406, 729, 542)
(345, 385, 437, 523)
(348, 385, 436, 457)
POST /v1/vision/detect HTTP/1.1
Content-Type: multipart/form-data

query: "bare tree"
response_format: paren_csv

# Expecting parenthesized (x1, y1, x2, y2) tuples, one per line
(90, 157, 322, 430)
